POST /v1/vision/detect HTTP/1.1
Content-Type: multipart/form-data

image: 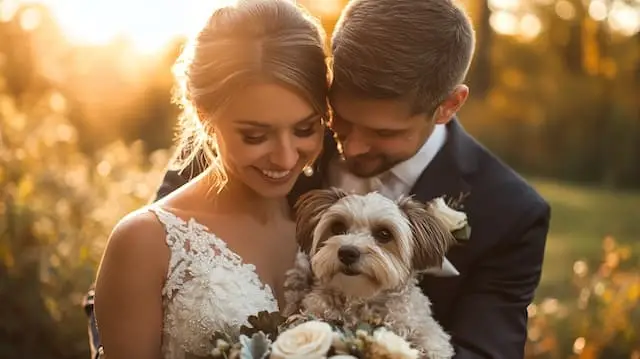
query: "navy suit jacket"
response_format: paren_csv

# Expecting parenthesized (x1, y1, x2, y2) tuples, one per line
(86, 118, 550, 359)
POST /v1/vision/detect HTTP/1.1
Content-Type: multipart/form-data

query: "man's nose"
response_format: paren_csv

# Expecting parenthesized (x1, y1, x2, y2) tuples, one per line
(341, 129, 370, 158)
(270, 135, 299, 170)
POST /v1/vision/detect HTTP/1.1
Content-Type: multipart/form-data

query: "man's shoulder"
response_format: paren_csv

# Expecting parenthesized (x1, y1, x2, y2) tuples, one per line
(466, 137, 549, 215)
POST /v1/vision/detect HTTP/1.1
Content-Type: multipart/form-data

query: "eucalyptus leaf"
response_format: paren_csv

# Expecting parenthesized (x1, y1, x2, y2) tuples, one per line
(239, 332, 272, 359)
(355, 322, 372, 333)
(240, 311, 285, 341)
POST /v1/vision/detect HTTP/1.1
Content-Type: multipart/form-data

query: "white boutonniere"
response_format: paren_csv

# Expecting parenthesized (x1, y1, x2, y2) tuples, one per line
(421, 192, 472, 277)
(432, 191, 471, 242)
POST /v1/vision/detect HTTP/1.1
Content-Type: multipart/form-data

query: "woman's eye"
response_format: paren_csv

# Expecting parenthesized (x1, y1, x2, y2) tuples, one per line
(242, 134, 267, 144)
(294, 123, 318, 137)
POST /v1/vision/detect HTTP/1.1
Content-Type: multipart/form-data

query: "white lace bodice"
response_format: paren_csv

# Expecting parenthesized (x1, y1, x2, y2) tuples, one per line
(149, 207, 279, 359)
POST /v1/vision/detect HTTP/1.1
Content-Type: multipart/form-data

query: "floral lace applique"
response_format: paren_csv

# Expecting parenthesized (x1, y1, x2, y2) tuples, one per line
(149, 207, 278, 359)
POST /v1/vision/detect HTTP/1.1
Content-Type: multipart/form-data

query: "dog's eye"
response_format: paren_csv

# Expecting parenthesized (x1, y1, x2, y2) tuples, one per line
(373, 228, 393, 243)
(330, 221, 348, 235)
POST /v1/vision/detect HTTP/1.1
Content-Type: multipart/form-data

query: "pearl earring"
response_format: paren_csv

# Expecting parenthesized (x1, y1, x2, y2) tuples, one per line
(303, 165, 314, 177)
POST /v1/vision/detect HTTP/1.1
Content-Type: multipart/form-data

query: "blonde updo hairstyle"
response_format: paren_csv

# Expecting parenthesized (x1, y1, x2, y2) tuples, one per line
(171, 0, 330, 188)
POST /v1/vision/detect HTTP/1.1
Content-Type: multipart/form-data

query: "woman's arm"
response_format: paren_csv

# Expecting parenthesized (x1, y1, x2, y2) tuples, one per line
(94, 211, 170, 359)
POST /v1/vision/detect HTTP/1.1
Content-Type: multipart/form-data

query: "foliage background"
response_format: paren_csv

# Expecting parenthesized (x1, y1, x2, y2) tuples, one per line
(0, 0, 638, 358)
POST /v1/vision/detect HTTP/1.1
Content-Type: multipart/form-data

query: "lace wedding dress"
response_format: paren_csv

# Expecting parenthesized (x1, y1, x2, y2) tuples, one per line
(149, 207, 279, 359)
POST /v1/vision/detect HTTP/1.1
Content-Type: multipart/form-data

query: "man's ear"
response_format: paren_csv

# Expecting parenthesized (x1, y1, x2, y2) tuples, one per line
(434, 84, 469, 125)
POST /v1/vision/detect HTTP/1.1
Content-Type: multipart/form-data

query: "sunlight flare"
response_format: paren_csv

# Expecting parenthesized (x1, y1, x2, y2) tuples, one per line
(21, 0, 240, 53)
(488, 0, 520, 12)
(490, 10, 520, 36)
(555, 0, 576, 21)
(588, 0, 608, 21)
(608, 1, 640, 36)
(519, 13, 542, 40)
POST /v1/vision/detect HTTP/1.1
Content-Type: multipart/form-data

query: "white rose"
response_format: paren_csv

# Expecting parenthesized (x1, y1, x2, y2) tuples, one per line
(328, 356, 358, 359)
(370, 327, 419, 359)
(431, 197, 468, 231)
(271, 320, 334, 359)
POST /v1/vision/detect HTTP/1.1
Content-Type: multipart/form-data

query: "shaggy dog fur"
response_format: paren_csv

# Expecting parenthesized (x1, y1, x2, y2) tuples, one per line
(283, 188, 468, 359)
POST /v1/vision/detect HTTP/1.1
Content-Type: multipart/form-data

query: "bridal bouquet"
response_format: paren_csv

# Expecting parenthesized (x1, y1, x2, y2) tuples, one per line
(187, 311, 420, 359)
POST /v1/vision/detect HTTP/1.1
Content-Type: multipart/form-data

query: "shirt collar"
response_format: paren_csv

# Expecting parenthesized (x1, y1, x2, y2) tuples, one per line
(389, 123, 447, 188)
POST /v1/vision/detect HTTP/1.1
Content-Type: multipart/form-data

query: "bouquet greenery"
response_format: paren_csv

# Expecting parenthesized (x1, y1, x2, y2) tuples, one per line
(186, 311, 421, 359)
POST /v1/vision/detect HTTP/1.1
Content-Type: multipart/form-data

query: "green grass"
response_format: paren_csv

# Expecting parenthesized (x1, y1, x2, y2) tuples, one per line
(529, 177, 640, 299)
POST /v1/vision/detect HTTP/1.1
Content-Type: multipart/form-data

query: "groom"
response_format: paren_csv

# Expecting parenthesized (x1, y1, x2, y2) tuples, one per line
(85, 0, 550, 358)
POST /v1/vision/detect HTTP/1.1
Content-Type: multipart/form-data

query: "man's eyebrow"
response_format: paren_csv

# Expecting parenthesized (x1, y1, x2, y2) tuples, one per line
(235, 113, 321, 128)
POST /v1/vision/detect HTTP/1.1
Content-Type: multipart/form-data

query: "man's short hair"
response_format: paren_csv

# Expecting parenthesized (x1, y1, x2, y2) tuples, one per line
(331, 0, 476, 115)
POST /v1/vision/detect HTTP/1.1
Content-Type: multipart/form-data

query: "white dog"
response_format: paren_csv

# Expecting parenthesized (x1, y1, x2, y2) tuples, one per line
(283, 188, 469, 359)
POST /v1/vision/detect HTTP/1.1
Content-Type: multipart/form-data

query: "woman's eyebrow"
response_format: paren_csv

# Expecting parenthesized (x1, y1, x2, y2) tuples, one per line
(234, 113, 320, 128)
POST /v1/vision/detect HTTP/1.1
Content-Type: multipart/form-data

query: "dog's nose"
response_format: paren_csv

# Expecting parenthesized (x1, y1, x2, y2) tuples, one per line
(338, 245, 360, 265)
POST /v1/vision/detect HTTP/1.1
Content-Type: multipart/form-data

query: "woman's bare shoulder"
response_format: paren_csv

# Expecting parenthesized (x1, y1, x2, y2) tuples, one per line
(99, 207, 170, 278)
(94, 208, 168, 359)
(110, 208, 166, 244)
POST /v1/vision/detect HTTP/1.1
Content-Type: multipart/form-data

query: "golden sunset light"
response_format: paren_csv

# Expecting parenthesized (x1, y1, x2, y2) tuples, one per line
(52, 0, 243, 52)
(488, 0, 639, 39)
(3, 0, 241, 52)
(2, 0, 637, 53)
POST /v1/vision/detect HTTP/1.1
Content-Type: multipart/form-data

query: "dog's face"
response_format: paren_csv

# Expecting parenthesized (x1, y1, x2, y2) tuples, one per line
(294, 188, 457, 298)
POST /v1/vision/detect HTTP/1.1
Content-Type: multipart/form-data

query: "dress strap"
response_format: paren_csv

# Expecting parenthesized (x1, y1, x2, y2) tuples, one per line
(147, 206, 187, 248)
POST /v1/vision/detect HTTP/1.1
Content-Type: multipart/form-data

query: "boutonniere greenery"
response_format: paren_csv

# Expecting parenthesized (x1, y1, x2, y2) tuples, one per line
(444, 191, 470, 211)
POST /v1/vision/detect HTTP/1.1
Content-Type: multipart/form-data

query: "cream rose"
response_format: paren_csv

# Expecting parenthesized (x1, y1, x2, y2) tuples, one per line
(431, 197, 468, 231)
(270, 320, 334, 359)
(369, 327, 419, 359)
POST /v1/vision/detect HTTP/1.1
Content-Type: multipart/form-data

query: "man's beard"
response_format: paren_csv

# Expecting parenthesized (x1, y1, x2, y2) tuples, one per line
(343, 153, 404, 178)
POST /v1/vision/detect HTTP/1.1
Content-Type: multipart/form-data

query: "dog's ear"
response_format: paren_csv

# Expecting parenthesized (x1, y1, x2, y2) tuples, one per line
(294, 187, 348, 254)
(398, 196, 457, 271)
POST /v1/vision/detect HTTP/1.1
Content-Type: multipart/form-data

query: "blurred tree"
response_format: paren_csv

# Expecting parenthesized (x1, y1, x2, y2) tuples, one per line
(0, 10, 171, 357)
(565, 0, 587, 74)
(0, 4, 51, 104)
(461, 0, 639, 189)
(119, 39, 184, 153)
(466, 0, 492, 97)
(0, 81, 171, 359)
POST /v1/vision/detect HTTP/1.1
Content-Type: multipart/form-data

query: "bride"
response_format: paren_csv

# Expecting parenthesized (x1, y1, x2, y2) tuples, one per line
(93, 1, 330, 358)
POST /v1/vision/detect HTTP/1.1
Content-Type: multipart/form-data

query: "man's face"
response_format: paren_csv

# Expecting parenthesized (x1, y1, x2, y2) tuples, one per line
(328, 90, 435, 178)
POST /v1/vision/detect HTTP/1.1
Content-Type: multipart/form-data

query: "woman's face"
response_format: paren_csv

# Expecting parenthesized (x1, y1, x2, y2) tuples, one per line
(212, 82, 324, 198)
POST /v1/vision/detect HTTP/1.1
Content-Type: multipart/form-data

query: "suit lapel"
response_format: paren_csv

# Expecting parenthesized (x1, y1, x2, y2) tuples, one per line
(410, 118, 476, 205)
(413, 118, 479, 304)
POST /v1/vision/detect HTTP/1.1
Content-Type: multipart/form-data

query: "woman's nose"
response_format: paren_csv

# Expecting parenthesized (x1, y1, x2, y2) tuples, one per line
(270, 135, 299, 170)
